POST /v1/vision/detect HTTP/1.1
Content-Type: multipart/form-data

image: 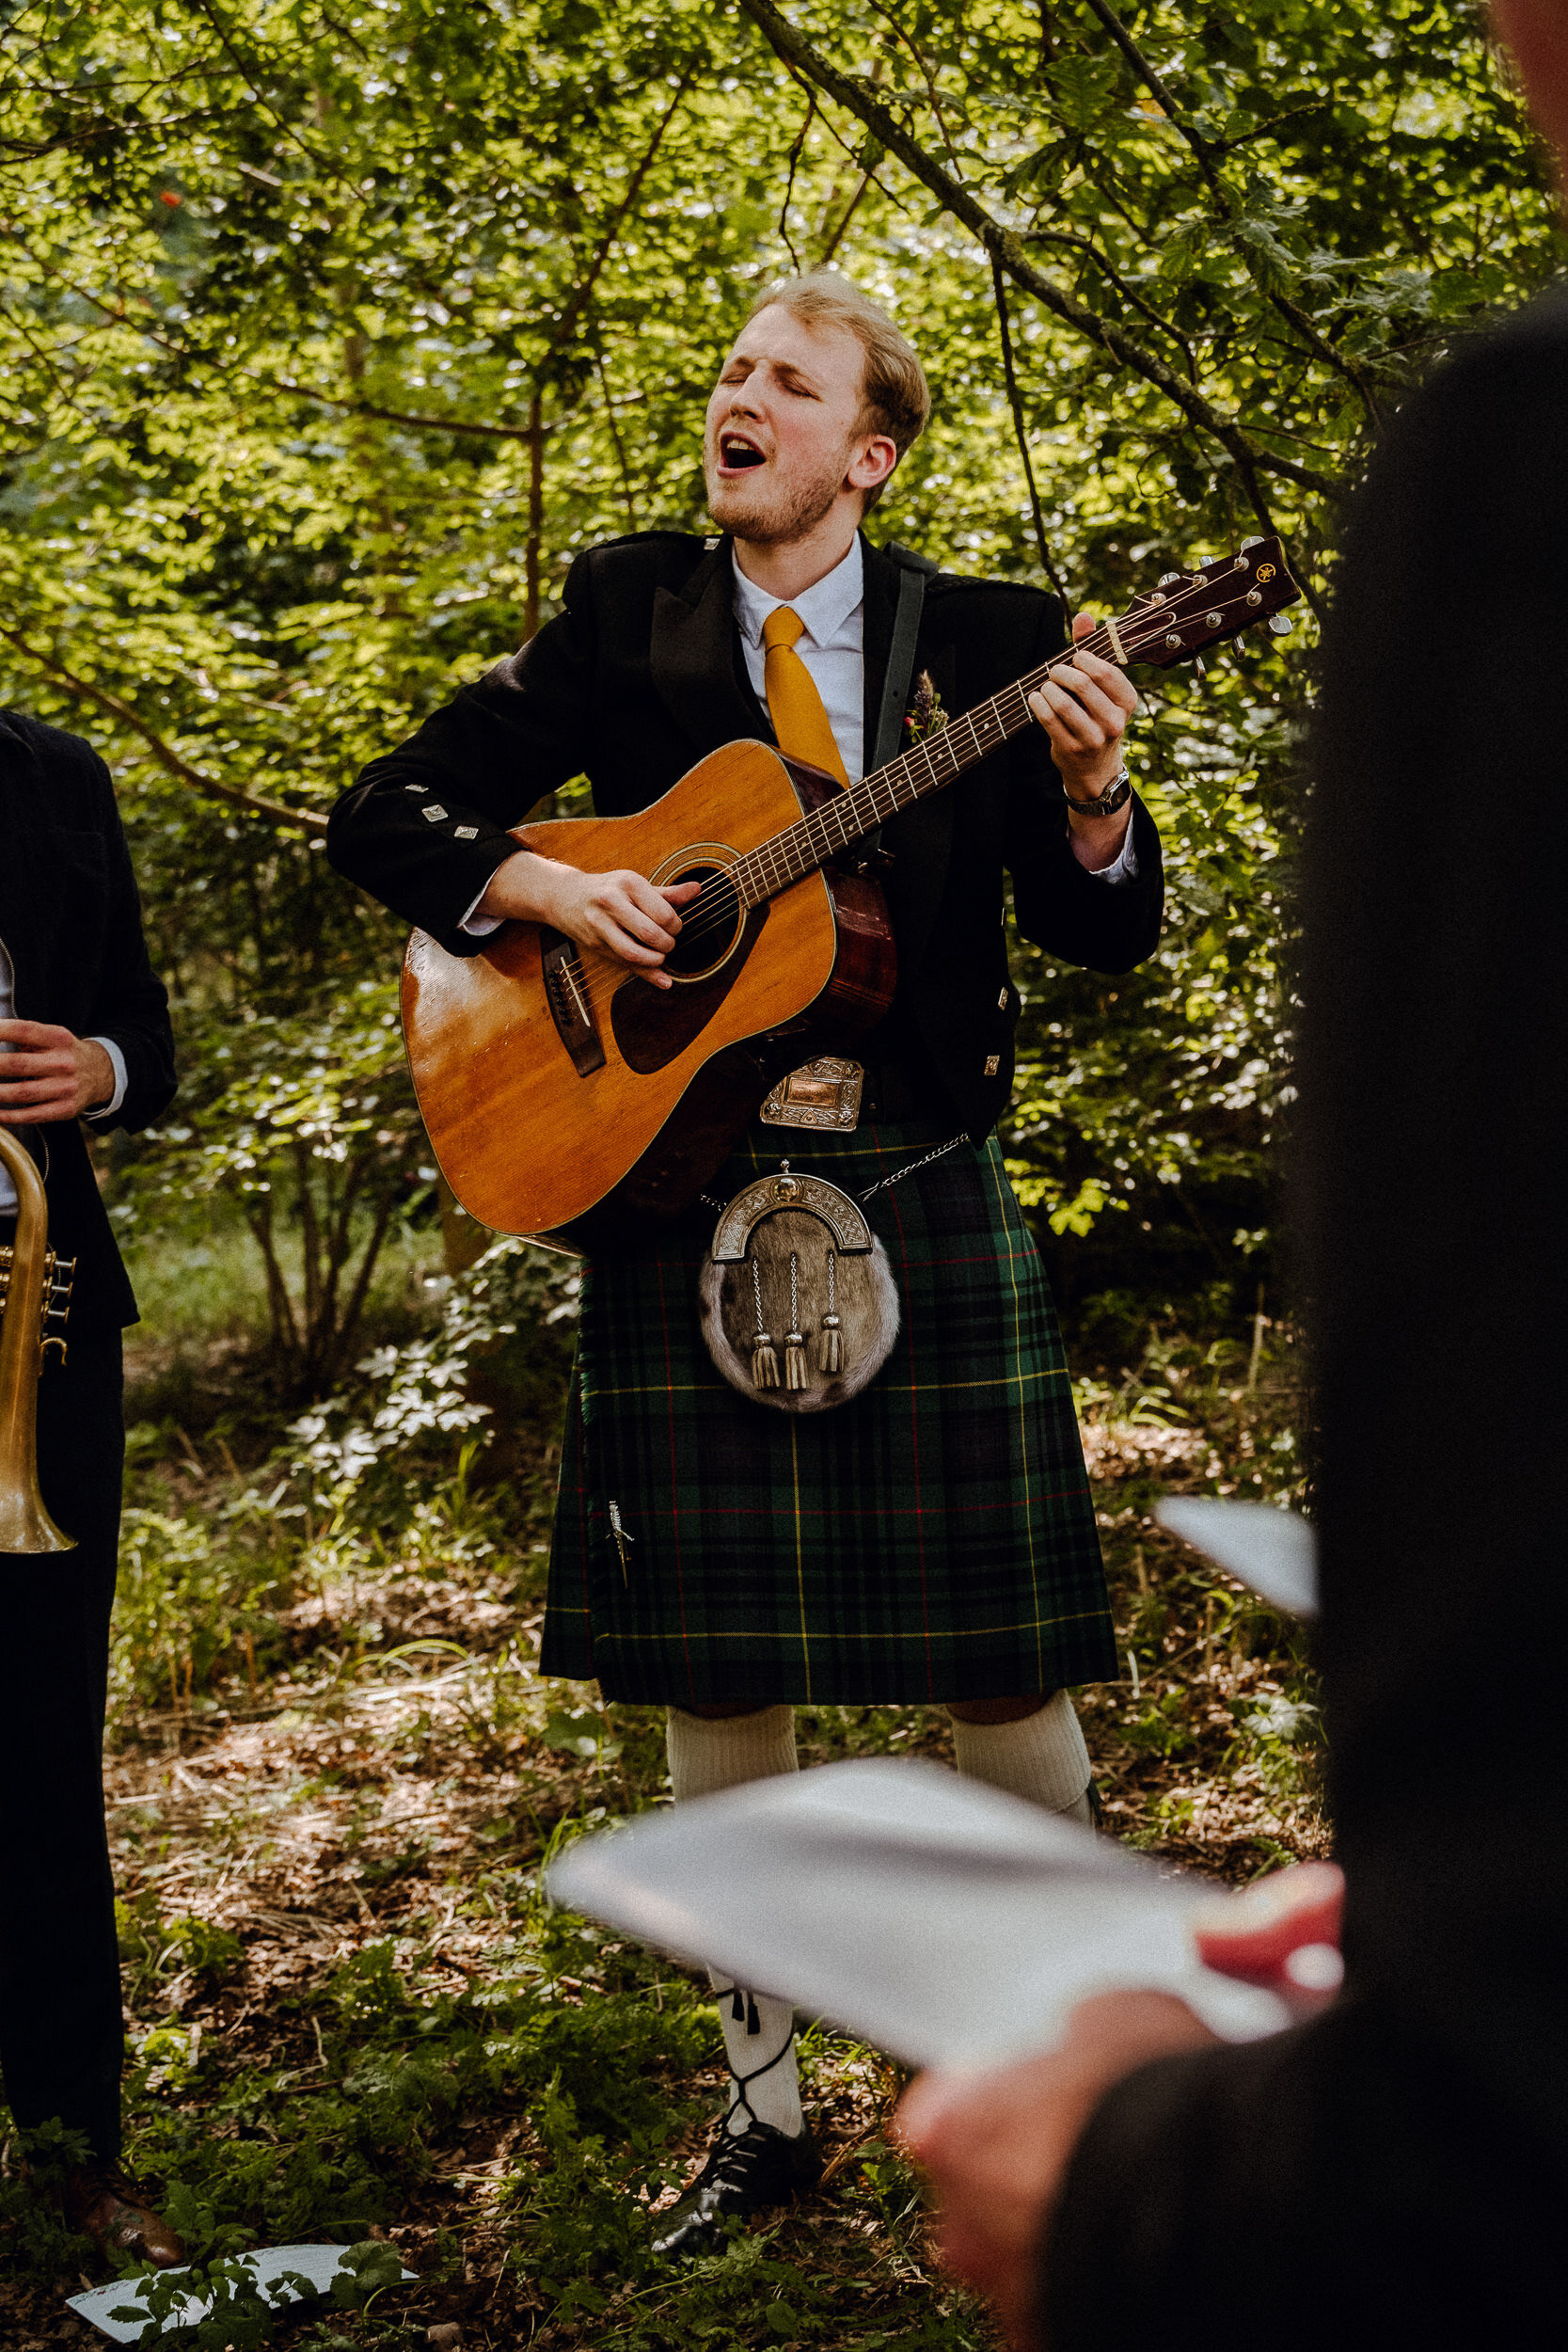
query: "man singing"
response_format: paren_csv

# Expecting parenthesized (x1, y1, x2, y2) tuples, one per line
(328, 273, 1164, 2251)
(0, 708, 180, 2263)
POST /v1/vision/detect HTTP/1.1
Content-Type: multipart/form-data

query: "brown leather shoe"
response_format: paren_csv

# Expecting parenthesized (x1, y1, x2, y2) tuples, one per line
(63, 2167, 185, 2267)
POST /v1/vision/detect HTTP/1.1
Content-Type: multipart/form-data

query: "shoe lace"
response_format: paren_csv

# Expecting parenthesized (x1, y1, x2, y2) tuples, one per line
(721, 1986, 796, 2137)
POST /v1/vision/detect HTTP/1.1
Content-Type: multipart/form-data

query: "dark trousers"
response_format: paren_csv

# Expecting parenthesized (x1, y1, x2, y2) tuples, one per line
(0, 1327, 126, 2163)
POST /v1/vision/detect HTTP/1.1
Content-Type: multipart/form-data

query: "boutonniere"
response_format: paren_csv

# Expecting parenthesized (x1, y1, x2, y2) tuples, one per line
(904, 668, 949, 745)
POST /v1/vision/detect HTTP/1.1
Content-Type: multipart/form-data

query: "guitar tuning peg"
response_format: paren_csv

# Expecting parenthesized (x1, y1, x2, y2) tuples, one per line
(1157, 571, 1182, 588)
(1242, 535, 1263, 550)
(1192, 655, 1207, 681)
(1268, 612, 1293, 635)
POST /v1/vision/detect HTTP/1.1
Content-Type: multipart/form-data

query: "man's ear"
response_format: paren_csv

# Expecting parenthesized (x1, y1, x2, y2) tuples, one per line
(847, 434, 899, 497)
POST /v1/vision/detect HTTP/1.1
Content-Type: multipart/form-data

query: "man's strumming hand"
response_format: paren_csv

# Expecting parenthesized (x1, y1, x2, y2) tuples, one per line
(1027, 613, 1140, 873)
(0, 1021, 117, 1124)
(477, 852, 701, 990)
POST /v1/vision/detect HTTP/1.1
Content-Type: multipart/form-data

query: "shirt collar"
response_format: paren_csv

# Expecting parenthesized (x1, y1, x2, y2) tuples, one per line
(731, 532, 864, 650)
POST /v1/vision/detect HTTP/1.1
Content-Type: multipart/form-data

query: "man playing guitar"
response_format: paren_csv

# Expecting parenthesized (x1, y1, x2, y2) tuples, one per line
(329, 273, 1164, 2255)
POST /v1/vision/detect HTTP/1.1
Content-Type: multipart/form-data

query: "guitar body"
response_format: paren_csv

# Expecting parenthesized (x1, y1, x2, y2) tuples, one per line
(402, 740, 897, 1238)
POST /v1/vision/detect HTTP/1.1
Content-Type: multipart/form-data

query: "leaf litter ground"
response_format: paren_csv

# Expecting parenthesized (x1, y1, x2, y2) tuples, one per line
(0, 1350, 1321, 2351)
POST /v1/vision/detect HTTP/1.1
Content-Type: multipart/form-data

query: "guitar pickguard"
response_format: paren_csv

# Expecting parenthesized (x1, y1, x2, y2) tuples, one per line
(610, 903, 770, 1075)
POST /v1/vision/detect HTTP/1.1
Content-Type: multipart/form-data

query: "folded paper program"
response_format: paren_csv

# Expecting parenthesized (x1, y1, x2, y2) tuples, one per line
(548, 1757, 1295, 2073)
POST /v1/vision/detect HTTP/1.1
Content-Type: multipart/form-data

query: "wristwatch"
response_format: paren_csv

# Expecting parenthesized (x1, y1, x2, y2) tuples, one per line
(1064, 768, 1132, 818)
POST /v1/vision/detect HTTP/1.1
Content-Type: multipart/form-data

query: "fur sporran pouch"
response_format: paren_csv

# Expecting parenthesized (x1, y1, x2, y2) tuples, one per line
(697, 1162, 901, 1415)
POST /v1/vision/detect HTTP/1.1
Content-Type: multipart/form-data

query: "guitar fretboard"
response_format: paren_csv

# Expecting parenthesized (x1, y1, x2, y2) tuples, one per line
(730, 628, 1117, 909)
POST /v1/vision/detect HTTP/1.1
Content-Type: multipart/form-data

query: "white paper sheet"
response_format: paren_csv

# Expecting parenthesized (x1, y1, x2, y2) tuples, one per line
(548, 1758, 1290, 2071)
(67, 2242, 418, 2344)
(1156, 1496, 1318, 1617)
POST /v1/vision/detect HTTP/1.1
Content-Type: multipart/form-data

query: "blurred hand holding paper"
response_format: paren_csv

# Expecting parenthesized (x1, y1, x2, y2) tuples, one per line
(547, 1758, 1299, 2072)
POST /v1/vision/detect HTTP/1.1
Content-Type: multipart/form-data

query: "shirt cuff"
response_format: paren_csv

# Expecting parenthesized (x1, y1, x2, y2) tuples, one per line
(82, 1036, 129, 1120)
(1085, 826, 1139, 885)
(458, 877, 503, 937)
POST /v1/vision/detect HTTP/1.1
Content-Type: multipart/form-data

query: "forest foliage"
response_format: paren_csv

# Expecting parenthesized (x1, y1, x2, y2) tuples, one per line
(0, 0, 1560, 1384)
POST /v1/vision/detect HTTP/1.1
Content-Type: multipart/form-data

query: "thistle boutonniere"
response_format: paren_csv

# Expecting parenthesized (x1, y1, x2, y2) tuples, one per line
(904, 668, 949, 745)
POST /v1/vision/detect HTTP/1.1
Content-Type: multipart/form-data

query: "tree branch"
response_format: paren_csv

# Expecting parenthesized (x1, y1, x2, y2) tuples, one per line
(0, 624, 329, 833)
(542, 71, 694, 371)
(991, 257, 1071, 604)
(734, 0, 1339, 512)
(1080, 0, 1382, 420)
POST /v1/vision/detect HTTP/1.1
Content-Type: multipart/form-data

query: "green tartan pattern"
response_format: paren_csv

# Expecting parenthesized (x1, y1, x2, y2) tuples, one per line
(541, 1121, 1115, 1706)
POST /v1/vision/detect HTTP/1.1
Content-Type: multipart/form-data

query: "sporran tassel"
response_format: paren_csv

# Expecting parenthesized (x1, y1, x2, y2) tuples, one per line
(749, 1258, 780, 1389)
(819, 1248, 843, 1375)
(784, 1251, 809, 1389)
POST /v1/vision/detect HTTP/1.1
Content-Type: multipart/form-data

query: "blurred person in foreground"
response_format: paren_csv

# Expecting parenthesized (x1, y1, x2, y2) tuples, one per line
(0, 711, 180, 2263)
(897, 3, 1568, 2341)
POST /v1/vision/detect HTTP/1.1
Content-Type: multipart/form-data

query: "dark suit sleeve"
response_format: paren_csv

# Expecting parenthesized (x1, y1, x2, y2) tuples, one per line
(326, 547, 601, 954)
(78, 752, 174, 1134)
(1003, 600, 1164, 973)
(1037, 304, 1568, 2349)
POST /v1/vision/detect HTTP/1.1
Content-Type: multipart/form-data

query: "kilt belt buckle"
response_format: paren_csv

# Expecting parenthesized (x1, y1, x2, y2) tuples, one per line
(759, 1056, 863, 1132)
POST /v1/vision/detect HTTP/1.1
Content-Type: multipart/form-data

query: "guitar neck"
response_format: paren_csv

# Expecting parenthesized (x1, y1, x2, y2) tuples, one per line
(727, 534, 1301, 906)
(730, 620, 1122, 909)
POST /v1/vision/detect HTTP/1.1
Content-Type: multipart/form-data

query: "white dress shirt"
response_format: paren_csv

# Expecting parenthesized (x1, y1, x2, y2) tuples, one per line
(0, 935, 127, 1216)
(461, 535, 1136, 934)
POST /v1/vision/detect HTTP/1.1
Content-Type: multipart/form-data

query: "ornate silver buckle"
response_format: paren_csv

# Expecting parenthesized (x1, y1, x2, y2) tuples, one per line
(758, 1056, 864, 1133)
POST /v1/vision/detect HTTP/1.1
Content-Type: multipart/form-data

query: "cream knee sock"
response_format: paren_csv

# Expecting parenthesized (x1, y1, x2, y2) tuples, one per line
(665, 1703, 799, 1801)
(950, 1690, 1094, 1823)
(666, 1705, 804, 2137)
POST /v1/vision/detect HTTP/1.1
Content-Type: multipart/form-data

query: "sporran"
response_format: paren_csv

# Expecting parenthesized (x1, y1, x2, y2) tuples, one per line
(698, 1162, 900, 1414)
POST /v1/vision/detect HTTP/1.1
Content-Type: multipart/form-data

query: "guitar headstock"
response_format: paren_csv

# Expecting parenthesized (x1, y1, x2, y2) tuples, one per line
(1117, 536, 1302, 669)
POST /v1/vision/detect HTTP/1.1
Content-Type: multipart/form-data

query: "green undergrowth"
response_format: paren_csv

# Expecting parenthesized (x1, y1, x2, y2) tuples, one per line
(0, 1274, 1316, 2348)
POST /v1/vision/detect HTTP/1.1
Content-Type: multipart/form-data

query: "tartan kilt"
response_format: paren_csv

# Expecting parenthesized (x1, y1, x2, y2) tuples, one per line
(540, 1120, 1115, 1706)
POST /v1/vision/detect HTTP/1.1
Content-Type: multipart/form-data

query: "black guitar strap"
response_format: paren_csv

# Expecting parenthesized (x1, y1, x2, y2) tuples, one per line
(863, 543, 935, 856)
(873, 542, 935, 767)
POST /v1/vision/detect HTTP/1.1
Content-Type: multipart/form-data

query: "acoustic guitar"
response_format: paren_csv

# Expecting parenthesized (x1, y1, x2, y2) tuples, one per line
(403, 537, 1301, 1240)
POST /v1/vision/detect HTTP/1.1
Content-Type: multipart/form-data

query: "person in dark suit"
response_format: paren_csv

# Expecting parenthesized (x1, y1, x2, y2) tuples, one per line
(330, 274, 1166, 2250)
(0, 709, 181, 2265)
(896, 5, 1568, 2341)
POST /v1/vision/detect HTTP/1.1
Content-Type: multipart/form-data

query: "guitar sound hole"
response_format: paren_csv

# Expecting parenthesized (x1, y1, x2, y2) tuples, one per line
(664, 865, 742, 981)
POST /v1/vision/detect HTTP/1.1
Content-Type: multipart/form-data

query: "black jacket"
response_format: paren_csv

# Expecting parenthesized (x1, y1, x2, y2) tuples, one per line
(326, 530, 1164, 1141)
(1040, 295, 1568, 2344)
(0, 711, 176, 1332)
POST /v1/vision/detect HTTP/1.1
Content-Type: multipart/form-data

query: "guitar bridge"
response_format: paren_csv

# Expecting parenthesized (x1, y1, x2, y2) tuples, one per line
(541, 930, 607, 1077)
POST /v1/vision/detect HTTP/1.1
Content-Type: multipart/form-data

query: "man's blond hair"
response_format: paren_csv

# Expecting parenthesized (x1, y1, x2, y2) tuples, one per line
(743, 271, 930, 509)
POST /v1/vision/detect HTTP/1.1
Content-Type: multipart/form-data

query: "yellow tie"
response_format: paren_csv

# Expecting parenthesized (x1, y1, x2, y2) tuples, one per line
(761, 606, 849, 787)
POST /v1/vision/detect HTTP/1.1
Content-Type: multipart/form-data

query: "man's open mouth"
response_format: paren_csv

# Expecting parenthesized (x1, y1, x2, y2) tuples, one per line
(718, 433, 767, 472)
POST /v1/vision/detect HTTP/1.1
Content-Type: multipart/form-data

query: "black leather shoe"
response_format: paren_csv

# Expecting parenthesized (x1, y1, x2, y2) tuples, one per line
(652, 2122, 822, 2257)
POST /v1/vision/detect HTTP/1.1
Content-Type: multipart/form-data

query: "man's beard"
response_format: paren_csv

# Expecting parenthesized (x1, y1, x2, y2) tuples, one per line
(705, 451, 846, 545)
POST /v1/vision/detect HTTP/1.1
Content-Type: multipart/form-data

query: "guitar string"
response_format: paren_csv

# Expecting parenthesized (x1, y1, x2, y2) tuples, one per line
(552, 586, 1269, 1011)
(558, 613, 1135, 988)
(657, 574, 1277, 958)
(550, 596, 1243, 1012)
(548, 577, 1284, 1008)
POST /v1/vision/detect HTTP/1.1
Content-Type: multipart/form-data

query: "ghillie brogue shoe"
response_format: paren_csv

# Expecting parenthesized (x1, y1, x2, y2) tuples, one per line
(651, 2120, 823, 2258)
(63, 2167, 186, 2268)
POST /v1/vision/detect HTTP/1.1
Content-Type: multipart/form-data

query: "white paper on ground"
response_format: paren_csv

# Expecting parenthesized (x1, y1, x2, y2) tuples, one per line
(548, 1757, 1290, 2073)
(67, 2242, 418, 2344)
(1156, 1496, 1319, 1619)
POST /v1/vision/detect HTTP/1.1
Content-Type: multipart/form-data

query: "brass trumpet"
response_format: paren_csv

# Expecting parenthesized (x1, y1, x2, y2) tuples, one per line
(0, 1126, 76, 1553)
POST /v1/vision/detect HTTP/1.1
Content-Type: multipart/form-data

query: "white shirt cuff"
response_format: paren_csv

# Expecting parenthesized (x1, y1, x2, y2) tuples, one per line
(82, 1036, 129, 1120)
(1085, 826, 1139, 885)
(459, 877, 502, 937)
